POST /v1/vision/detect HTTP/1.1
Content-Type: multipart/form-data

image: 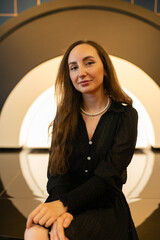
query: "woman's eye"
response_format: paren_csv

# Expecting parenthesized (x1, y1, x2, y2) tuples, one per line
(70, 66, 78, 71)
(86, 61, 94, 66)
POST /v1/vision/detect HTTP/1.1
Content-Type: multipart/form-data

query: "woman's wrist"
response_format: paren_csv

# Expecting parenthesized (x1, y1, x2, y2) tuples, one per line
(58, 199, 68, 212)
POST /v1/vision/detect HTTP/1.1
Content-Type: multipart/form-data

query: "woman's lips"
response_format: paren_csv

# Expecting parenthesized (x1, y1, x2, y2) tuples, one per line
(79, 80, 91, 86)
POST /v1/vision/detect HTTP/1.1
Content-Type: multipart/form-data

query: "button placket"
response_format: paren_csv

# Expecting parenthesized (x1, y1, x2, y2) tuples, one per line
(84, 140, 93, 173)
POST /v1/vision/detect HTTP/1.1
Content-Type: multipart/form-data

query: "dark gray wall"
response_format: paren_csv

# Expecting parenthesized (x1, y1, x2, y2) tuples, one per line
(0, 0, 160, 112)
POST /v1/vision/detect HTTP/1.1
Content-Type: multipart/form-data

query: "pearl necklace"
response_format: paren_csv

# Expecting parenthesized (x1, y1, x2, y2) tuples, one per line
(81, 98, 110, 117)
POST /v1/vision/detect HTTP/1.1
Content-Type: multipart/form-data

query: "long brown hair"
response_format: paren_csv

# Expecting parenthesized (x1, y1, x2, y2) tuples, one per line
(49, 40, 132, 175)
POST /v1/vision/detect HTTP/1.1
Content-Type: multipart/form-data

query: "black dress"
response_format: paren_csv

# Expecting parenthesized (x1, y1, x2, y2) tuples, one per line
(46, 100, 139, 240)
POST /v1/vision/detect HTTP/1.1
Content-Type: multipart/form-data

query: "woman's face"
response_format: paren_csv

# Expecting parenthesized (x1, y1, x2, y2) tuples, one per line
(68, 44, 105, 95)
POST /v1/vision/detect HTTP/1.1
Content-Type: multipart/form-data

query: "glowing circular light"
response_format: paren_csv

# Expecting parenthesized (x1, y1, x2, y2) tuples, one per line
(18, 55, 156, 149)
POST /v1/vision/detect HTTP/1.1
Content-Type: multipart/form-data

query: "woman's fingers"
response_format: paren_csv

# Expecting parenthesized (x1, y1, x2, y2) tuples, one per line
(56, 217, 66, 240)
(63, 213, 74, 228)
(57, 213, 74, 240)
(38, 214, 51, 226)
(27, 201, 65, 229)
(45, 217, 55, 228)
(49, 213, 73, 240)
(50, 222, 59, 240)
(49, 226, 54, 240)
(26, 204, 44, 228)
(33, 207, 49, 225)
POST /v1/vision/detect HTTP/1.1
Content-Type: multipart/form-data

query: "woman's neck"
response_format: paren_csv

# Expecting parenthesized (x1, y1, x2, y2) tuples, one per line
(82, 90, 108, 113)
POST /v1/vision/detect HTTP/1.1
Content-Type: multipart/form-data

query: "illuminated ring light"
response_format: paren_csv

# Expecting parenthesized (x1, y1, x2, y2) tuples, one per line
(0, 55, 159, 148)
(18, 55, 156, 148)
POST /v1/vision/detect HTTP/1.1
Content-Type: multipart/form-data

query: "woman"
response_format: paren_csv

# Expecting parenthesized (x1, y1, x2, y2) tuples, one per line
(25, 40, 139, 240)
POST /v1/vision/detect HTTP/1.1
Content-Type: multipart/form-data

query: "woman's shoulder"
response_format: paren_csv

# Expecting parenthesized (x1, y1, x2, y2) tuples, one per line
(122, 104, 138, 126)
(110, 100, 138, 120)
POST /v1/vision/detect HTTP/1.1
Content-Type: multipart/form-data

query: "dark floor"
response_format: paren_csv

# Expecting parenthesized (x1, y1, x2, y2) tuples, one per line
(0, 149, 160, 239)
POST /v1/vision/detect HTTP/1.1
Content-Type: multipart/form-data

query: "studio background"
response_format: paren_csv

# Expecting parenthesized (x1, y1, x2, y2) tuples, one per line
(0, 0, 160, 239)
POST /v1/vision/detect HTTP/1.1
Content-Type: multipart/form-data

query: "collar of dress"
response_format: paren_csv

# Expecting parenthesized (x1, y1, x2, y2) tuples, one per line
(107, 100, 126, 113)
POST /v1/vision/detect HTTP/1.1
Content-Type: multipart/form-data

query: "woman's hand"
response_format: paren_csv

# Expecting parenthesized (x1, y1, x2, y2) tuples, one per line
(49, 212, 74, 240)
(26, 200, 67, 229)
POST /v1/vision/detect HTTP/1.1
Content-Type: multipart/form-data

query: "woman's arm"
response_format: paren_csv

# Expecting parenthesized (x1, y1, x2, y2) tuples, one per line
(26, 156, 70, 229)
(26, 172, 70, 229)
(26, 200, 68, 229)
(45, 172, 70, 203)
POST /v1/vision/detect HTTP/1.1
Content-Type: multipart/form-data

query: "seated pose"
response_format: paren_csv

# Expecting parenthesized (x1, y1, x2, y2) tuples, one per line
(24, 40, 139, 240)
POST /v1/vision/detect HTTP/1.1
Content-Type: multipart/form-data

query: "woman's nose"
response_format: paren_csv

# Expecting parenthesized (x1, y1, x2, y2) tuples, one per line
(78, 65, 87, 78)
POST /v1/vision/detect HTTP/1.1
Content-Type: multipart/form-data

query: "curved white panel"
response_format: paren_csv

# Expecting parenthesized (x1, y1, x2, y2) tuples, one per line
(19, 87, 56, 148)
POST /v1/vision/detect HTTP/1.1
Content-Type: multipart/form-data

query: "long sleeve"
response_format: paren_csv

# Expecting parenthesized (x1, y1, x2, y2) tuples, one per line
(95, 105, 138, 192)
(45, 172, 70, 202)
(59, 106, 138, 212)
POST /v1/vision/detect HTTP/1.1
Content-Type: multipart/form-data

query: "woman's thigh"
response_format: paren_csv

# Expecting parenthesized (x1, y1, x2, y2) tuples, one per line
(24, 224, 49, 240)
(65, 208, 116, 240)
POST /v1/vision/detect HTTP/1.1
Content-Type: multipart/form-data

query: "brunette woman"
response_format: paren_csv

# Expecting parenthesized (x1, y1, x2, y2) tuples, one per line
(25, 40, 139, 240)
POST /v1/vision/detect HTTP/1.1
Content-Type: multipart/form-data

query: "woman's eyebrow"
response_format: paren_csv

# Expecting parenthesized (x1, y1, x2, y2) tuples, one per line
(83, 55, 94, 61)
(68, 56, 94, 65)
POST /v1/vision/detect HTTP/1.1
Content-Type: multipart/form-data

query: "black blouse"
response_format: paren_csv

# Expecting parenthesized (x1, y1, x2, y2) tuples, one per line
(46, 100, 138, 214)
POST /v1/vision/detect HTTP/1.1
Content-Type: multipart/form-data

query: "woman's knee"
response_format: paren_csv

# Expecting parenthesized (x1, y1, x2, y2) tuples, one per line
(24, 224, 49, 240)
